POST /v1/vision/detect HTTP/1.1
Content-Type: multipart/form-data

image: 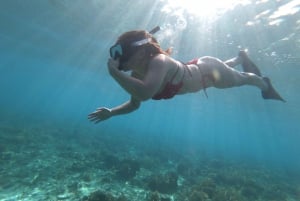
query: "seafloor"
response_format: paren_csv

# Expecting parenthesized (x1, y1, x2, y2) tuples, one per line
(1, 123, 299, 201)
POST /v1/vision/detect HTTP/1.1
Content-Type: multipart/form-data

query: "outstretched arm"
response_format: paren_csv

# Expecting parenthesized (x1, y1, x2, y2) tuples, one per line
(88, 97, 141, 123)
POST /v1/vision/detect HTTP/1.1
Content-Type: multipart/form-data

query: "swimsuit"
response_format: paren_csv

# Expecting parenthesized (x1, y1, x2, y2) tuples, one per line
(152, 58, 209, 100)
(152, 65, 185, 100)
(187, 58, 209, 98)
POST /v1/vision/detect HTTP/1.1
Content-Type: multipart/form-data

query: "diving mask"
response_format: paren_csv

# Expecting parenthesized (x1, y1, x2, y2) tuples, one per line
(109, 43, 123, 60)
(109, 26, 160, 70)
(109, 38, 151, 62)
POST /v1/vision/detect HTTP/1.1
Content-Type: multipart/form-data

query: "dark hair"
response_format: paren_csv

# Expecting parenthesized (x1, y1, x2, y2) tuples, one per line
(117, 30, 170, 63)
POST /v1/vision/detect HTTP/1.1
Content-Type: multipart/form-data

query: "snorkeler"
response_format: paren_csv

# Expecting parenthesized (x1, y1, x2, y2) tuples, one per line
(88, 26, 285, 123)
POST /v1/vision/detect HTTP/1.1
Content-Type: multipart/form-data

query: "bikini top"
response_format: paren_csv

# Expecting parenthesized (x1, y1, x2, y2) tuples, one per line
(152, 58, 208, 100)
(152, 65, 185, 100)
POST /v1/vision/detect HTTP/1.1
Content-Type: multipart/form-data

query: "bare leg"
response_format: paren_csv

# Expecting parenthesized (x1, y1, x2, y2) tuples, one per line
(199, 55, 285, 102)
(230, 70, 285, 102)
(224, 56, 242, 68)
(233, 72, 268, 90)
(199, 56, 267, 90)
(238, 50, 262, 76)
(224, 50, 262, 77)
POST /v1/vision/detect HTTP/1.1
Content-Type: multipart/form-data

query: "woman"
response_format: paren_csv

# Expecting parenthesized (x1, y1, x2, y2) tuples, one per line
(88, 28, 285, 123)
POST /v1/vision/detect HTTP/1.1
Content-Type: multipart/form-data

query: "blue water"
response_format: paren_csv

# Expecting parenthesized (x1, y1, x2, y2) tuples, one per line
(1, 0, 300, 200)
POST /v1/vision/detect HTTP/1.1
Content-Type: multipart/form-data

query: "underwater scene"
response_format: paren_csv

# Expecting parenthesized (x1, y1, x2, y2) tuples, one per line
(1, 0, 300, 200)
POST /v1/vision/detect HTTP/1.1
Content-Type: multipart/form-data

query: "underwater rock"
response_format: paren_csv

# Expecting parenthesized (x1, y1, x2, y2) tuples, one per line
(294, 185, 300, 198)
(186, 178, 246, 201)
(146, 191, 171, 201)
(189, 190, 209, 201)
(177, 162, 188, 175)
(209, 159, 224, 168)
(212, 188, 245, 201)
(187, 178, 216, 200)
(82, 190, 127, 201)
(103, 154, 120, 169)
(241, 186, 259, 199)
(67, 161, 86, 172)
(262, 185, 287, 201)
(139, 155, 158, 170)
(67, 181, 80, 192)
(241, 179, 264, 199)
(148, 171, 178, 194)
(215, 172, 245, 187)
(176, 159, 195, 177)
(296, 186, 300, 197)
(0, 144, 5, 154)
(146, 191, 160, 201)
(57, 193, 71, 200)
(160, 196, 171, 201)
(1, 151, 13, 161)
(199, 178, 217, 198)
(116, 159, 141, 180)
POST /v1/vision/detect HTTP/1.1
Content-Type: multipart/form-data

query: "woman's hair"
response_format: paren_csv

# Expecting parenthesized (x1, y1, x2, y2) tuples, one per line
(117, 30, 171, 63)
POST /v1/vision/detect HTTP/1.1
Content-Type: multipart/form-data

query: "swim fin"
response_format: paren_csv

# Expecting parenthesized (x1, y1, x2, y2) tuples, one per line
(261, 77, 286, 102)
(239, 50, 262, 76)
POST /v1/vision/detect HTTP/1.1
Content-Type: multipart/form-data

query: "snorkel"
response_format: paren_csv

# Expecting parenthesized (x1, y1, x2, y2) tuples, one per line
(109, 26, 161, 70)
(149, 26, 160, 35)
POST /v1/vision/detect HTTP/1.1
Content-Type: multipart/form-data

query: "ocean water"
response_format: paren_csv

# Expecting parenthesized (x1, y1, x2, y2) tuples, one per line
(0, 0, 300, 200)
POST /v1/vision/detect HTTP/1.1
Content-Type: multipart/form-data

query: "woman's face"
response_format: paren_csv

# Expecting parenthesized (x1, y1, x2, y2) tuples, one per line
(120, 49, 145, 72)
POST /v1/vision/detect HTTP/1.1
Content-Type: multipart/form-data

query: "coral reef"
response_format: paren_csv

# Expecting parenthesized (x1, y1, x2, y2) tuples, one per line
(188, 190, 209, 201)
(116, 159, 141, 180)
(103, 153, 120, 169)
(82, 190, 127, 201)
(1, 124, 299, 201)
(241, 179, 264, 200)
(213, 188, 245, 201)
(262, 185, 287, 201)
(187, 178, 217, 201)
(146, 191, 171, 201)
(147, 171, 178, 194)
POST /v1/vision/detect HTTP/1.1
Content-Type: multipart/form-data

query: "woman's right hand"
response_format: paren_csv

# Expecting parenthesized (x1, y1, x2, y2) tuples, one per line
(88, 107, 112, 123)
(107, 58, 120, 76)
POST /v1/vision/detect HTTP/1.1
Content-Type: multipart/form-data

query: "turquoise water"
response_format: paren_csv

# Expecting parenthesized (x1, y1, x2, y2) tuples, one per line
(1, 0, 300, 200)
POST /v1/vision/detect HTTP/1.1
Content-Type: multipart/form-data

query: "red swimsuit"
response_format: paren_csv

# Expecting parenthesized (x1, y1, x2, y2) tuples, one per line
(152, 59, 208, 100)
(152, 66, 184, 100)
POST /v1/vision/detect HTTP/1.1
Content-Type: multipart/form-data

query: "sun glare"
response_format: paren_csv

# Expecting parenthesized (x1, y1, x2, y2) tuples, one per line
(163, 0, 250, 18)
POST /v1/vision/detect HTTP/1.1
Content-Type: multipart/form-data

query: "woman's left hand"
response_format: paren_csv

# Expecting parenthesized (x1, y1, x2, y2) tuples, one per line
(88, 107, 112, 123)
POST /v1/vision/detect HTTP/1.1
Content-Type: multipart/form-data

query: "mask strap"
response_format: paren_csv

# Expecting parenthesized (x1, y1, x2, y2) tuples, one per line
(131, 38, 151, 46)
